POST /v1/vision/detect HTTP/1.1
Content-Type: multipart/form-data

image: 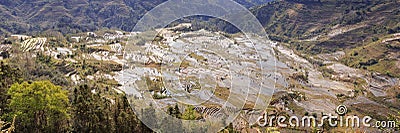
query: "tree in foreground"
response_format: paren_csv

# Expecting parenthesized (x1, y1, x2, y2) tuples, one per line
(6, 81, 69, 133)
(72, 84, 144, 133)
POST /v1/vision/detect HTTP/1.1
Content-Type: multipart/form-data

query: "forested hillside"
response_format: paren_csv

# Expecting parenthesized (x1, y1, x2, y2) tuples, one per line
(0, 47, 153, 132)
(0, 0, 272, 35)
(0, 0, 165, 34)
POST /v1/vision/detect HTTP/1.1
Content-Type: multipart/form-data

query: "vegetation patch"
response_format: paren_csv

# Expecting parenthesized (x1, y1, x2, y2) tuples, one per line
(145, 76, 164, 92)
(189, 52, 207, 62)
(214, 85, 230, 101)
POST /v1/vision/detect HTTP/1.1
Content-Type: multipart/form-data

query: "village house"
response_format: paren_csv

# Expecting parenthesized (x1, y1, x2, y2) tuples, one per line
(71, 36, 81, 42)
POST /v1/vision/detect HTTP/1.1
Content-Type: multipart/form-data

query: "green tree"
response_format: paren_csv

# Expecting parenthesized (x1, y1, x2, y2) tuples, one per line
(0, 61, 22, 116)
(6, 80, 69, 133)
(115, 95, 141, 133)
(167, 104, 181, 118)
(72, 84, 144, 133)
(181, 105, 202, 120)
(162, 104, 183, 133)
(173, 104, 181, 118)
(72, 84, 110, 132)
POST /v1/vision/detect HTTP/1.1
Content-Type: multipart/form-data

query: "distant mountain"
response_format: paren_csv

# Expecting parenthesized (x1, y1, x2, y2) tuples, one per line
(0, 0, 272, 35)
(0, 0, 166, 34)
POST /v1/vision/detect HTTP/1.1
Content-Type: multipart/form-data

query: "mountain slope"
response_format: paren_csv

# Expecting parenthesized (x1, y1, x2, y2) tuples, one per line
(0, 0, 166, 34)
(0, 0, 272, 35)
(0, 0, 399, 78)
(253, 0, 400, 50)
(251, 0, 400, 77)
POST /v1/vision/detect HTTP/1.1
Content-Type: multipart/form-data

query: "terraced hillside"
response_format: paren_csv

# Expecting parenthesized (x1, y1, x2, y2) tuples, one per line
(20, 38, 47, 52)
(0, 23, 398, 132)
(250, 0, 400, 78)
(115, 24, 397, 132)
(0, 0, 399, 132)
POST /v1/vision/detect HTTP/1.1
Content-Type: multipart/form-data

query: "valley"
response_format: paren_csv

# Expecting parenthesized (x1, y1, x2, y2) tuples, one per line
(1, 22, 398, 132)
(0, 0, 399, 132)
